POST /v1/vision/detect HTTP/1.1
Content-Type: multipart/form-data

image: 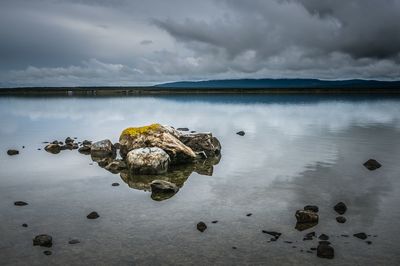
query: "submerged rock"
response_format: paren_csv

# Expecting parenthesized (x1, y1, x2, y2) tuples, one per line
(33, 234, 52, 247)
(236, 131, 245, 136)
(45, 144, 61, 154)
(363, 159, 382, 170)
(150, 180, 179, 201)
(334, 202, 347, 215)
(353, 232, 367, 240)
(127, 147, 170, 175)
(197, 221, 207, 232)
(119, 124, 196, 164)
(295, 210, 319, 223)
(7, 149, 19, 156)
(90, 139, 115, 158)
(336, 216, 347, 223)
(317, 243, 334, 259)
(14, 201, 28, 206)
(304, 205, 319, 213)
(87, 211, 100, 219)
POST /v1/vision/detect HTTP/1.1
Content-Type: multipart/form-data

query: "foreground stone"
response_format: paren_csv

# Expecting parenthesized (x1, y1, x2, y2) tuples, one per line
(127, 147, 170, 175)
(87, 211, 100, 219)
(150, 180, 179, 201)
(7, 149, 19, 156)
(90, 139, 115, 158)
(119, 124, 196, 164)
(334, 202, 347, 215)
(105, 160, 127, 174)
(14, 201, 28, 206)
(45, 144, 61, 154)
(295, 210, 319, 223)
(197, 221, 207, 232)
(363, 159, 382, 171)
(33, 234, 52, 247)
(317, 242, 334, 259)
(179, 132, 221, 157)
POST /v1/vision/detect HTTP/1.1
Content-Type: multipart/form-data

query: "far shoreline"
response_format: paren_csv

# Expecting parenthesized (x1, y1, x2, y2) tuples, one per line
(1, 86, 400, 96)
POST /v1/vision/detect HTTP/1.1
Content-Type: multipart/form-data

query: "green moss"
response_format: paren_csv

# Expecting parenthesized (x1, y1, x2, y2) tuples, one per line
(120, 123, 161, 138)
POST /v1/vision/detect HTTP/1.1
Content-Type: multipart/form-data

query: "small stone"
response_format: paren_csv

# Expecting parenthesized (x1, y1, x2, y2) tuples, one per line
(336, 216, 347, 223)
(82, 140, 92, 146)
(7, 149, 19, 156)
(319, 241, 331, 245)
(262, 231, 281, 240)
(43, 250, 52, 256)
(87, 211, 99, 219)
(45, 144, 61, 154)
(306, 251, 313, 254)
(353, 232, 367, 240)
(304, 205, 319, 213)
(246, 213, 252, 217)
(211, 220, 218, 224)
(363, 159, 381, 170)
(236, 131, 245, 136)
(22, 146, 25, 149)
(68, 239, 80, 244)
(295, 210, 319, 223)
(334, 202, 347, 215)
(310, 247, 317, 251)
(177, 128, 190, 131)
(317, 243, 334, 259)
(33, 234, 52, 247)
(197, 221, 207, 232)
(65, 137, 74, 144)
(366, 241, 372, 245)
(14, 201, 28, 206)
(319, 234, 329, 241)
(111, 183, 120, 186)
(232, 246, 237, 250)
(22, 223, 28, 227)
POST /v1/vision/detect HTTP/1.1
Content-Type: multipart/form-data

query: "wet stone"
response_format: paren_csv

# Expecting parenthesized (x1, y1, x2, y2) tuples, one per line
(68, 239, 80, 244)
(336, 216, 347, 223)
(354, 232, 368, 240)
(43, 250, 52, 256)
(14, 201, 28, 206)
(363, 159, 382, 171)
(33, 234, 52, 247)
(246, 213, 252, 217)
(87, 211, 100, 219)
(319, 234, 329, 241)
(304, 205, 319, 213)
(334, 202, 347, 215)
(236, 131, 245, 136)
(7, 149, 19, 156)
(22, 223, 28, 227)
(317, 243, 334, 259)
(197, 222, 207, 232)
(366, 241, 372, 245)
(211, 220, 218, 224)
(111, 183, 120, 186)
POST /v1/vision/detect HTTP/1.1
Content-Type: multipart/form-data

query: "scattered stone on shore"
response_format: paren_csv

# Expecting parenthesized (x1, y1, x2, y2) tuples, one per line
(232, 246, 237, 250)
(353, 232, 367, 240)
(317, 242, 334, 259)
(304, 205, 319, 213)
(336, 216, 347, 223)
(22, 146, 25, 149)
(366, 241, 372, 245)
(22, 223, 28, 227)
(236, 131, 245, 136)
(150, 180, 179, 201)
(197, 221, 207, 232)
(127, 147, 170, 175)
(319, 234, 329, 241)
(7, 149, 19, 156)
(82, 140, 92, 146)
(33, 234, 53, 247)
(45, 144, 61, 154)
(87, 211, 100, 219)
(68, 239, 80, 244)
(43, 250, 52, 256)
(14, 201, 28, 206)
(262, 231, 282, 240)
(78, 145, 91, 154)
(65, 137, 74, 144)
(303, 232, 315, 241)
(177, 128, 189, 131)
(212, 220, 218, 224)
(295, 210, 319, 223)
(334, 202, 347, 215)
(246, 213, 252, 217)
(363, 159, 381, 171)
(111, 183, 120, 186)
(90, 139, 115, 158)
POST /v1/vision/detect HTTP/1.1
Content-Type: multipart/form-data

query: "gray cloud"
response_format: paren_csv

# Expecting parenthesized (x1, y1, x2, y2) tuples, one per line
(0, 0, 399, 87)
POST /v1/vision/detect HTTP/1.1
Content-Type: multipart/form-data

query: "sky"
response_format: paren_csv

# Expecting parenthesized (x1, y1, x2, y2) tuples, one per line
(0, 0, 399, 87)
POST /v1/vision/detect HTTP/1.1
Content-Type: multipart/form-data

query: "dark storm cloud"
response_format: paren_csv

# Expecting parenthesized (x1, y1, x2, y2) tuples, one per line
(0, 0, 399, 87)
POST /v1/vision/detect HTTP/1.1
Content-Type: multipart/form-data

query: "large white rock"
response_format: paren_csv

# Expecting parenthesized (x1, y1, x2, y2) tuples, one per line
(126, 147, 170, 175)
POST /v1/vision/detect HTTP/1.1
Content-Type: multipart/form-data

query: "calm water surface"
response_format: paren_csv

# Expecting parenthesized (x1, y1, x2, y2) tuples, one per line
(1, 95, 400, 265)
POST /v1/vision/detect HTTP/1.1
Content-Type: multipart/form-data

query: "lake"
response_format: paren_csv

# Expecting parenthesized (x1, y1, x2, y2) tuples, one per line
(1, 94, 400, 265)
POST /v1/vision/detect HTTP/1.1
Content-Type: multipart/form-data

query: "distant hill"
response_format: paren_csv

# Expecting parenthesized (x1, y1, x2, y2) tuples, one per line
(155, 79, 400, 89)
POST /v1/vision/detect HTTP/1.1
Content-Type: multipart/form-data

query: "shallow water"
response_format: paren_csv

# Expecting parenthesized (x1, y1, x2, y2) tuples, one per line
(1, 95, 400, 265)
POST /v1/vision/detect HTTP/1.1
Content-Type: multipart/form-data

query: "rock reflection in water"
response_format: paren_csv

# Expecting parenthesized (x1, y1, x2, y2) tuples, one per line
(120, 155, 221, 201)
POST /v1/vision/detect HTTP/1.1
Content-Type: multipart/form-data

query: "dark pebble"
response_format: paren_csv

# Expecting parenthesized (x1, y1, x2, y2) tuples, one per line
(7, 149, 19, 156)
(111, 183, 120, 186)
(197, 222, 207, 232)
(14, 201, 28, 206)
(246, 213, 252, 217)
(211, 220, 218, 224)
(341, 234, 349, 237)
(354, 232, 368, 240)
(236, 131, 245, 136)
(336, 216, 347, 223)
(177, 128, 189, 131)
(284, 241, 293, 244)
(306, 251, 313, 254)
(68, 239, 80, 244)
(232, 246, 237, 250)
(366, 241, 372, 245)
(317, 243, 334, 259)
(33, 234, 52, 247)
(310, 247, 317, 251)
(43, 250, 52, 256)
(22, 146, 25, 149)
(262, 230, 282, 240)
(363, 159, 382, 171)
(334, 202, 347, 215)
(87, 211, 100, 219)
(22, 223, 28, 227)
(319, 234, 329, 241)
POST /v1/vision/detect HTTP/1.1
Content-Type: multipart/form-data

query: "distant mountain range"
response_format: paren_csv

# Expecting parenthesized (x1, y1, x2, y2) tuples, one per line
(155, 78, 400, 89)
